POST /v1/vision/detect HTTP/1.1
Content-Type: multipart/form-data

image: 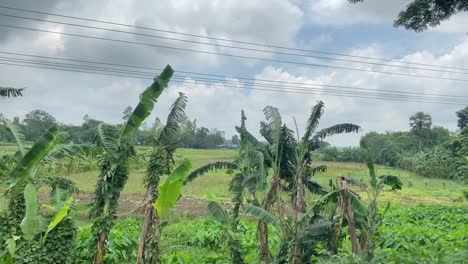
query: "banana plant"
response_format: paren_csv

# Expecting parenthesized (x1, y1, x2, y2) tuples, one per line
(183, 145, 265, 263)
(89, 65, 174, 264)
(206, 196, 246, 264)
(254, 102, 359, 263)
(361, 143, 403, 259)
(244, 204, 333, 264)
(0, 125, 81, 264)
(137, 92, 187, 264)
(137, 160, 191, 263)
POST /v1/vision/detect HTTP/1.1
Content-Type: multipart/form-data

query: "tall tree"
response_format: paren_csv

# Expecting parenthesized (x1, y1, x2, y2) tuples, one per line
(409, 112, 432, 132)
(456, 106, 468, 129)
(349, 0, 468, 31)
(23, 110, 57, 142)
(231, 135, 240, 146)
(122, 106, 133, 121)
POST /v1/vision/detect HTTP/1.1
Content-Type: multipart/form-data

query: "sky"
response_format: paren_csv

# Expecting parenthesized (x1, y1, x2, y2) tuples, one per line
(0, 0, 467, 146)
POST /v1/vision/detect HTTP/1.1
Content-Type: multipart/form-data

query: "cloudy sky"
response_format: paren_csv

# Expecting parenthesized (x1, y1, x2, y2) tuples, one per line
(0, 0, 467, 146)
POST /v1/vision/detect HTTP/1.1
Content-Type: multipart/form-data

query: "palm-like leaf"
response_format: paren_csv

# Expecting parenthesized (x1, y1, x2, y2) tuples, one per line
(236, 111, 271, 161)
(362, 143, 377, 189)
(305, 180, 327, 195)
(41, 176, 80, 194)
(263, 106, 282, 157)
(121, 65, 174, 137)
(312, 189, 367, 215)
(42, 197, 74, 244)
(43, 143, 98, 162)
(93, 123, 119, 153)
(244, 205, 281, 230)
(153, 160, 192, 219)
(10, 126, 62, 187)
(229, 173, 244, 203)
(184, 161, 238, 185)
(2, 119, 27, 157)
(310, 165, 327, 176)
(157, 92, 187, 147)
(20, 183, 39, 240)
(312, 123, 360, 141)
(302, 101, 325, 142)
(298, 221, 333, 241)
(207, 200, 230, 226)
(239, 143, 267, 192)
(0, 87, 24, 98)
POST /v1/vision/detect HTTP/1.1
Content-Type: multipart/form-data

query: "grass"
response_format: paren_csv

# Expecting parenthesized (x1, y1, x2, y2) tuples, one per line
(1, 145, 466, 218)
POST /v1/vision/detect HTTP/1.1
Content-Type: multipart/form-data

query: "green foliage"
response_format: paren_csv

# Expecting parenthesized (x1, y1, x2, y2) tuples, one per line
(349, 0, 468, 32)
(244, 205, 280, 230)
(379, 175, 403, 190)
(74, 218, 141, 264)
(42, 197, 74, 244)
(184, 161, 238, 185)
(207, 200, 230, 226)
(154, 160, 192, 219)
(0, 217, 77, 264)
(20, 183, 39, 240)
(2, 119, 27, 156)
(321, 146, 366, 163)
(10, 126, 62, 187)
(456, 106, 468, 129)
(121, 65, 174, 137)
(377, 205, 468, 263)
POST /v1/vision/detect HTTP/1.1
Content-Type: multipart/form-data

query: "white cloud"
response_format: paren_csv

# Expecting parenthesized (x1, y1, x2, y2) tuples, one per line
(1, 0, 467, 148)
(304, 0, 468, 34)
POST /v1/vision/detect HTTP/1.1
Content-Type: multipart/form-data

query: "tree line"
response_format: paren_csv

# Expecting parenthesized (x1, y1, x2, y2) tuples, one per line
(321, 108, 468, 181)
(0, 108, 226, 149)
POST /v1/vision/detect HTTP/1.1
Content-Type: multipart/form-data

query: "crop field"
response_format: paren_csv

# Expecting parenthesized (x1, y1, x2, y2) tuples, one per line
(2, 146, 463, 215)
(1, 141, 467, 264)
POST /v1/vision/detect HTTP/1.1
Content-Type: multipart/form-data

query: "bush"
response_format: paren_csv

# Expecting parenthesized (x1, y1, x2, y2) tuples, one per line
(74, 218, 141, 264)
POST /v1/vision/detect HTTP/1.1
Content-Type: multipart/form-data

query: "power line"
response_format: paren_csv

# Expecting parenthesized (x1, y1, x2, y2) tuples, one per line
(2, 24, 468, 83)
(0, 4, 465, 71)
(0, 53, 466, 101)
(1, 13, 467, 75)
(3, 55, 461, 102)
(0, 60, 465, 105)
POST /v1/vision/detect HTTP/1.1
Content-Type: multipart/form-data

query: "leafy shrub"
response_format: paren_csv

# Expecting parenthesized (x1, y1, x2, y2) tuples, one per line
(74, 218, 141, 264)
(317, 205, 468, 263)
(321, 147, 366, 163)
(0, 217, 77, 264)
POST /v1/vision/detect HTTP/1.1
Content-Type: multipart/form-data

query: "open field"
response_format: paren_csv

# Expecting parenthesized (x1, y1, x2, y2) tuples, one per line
(1, 145, 466, 263)
(1, 146, 466, 218)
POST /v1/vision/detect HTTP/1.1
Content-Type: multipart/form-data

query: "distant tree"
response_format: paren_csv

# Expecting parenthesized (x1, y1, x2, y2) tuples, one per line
(23, 110, 57, 141)
(349, 0, 468, 31)
(80, 115, 103, 143)
(410, 112, 432, 133)
(122, 106, 133, 121)
(456, 106, 468, 129)
(231, 135, 240, 145)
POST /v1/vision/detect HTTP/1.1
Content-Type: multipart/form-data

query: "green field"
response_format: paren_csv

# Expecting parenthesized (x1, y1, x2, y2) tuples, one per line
(1, 146, 467, 263)
(2, 147, 466, 214)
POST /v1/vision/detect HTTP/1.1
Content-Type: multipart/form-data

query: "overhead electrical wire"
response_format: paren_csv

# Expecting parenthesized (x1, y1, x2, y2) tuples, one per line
(0, 5, 465, 105)
(2, 24, 467, 83)
(0, 59, 465, 106)
(0, 4, 465, 71)
(0, 52, 466, 101)
(0, 13, 467, 76)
